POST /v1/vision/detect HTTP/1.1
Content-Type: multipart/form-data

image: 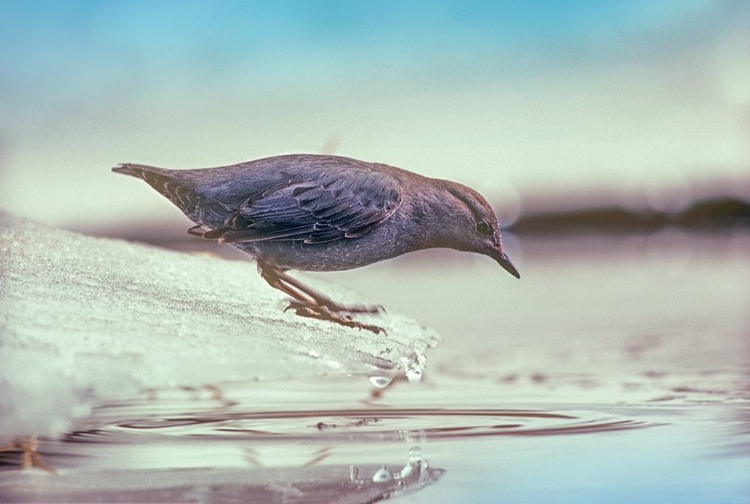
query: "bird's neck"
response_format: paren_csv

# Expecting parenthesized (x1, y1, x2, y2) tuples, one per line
(399, 184, 465, 252)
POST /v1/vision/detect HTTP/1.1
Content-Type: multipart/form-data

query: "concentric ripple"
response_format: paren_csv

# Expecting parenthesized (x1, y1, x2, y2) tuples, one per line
(65, 406, 659, 444)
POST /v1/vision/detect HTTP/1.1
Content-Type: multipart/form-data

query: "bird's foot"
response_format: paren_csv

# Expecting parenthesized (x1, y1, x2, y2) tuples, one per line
(0, 436, 55, 474)
(319, 299, 385, 315)
(258, 263, 385, 315)
(285, 302, 386, 335)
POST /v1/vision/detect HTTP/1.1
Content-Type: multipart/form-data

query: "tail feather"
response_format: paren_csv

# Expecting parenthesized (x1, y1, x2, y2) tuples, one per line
(112, 163, 228, 227)
(112, 163, 163, 178)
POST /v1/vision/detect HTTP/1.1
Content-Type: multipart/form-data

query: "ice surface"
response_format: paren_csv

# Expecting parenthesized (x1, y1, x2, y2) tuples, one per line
(0, 211, 440, 437)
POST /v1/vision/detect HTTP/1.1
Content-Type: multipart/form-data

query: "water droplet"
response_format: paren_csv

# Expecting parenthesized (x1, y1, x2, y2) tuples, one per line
(399, 464, 413, 478)
(372, 466, 392, 483)
(400, 446, 428, 478)
(407, 446, 425, 466)
(368, 375, 394, 388)
(349, 465, 360, 481)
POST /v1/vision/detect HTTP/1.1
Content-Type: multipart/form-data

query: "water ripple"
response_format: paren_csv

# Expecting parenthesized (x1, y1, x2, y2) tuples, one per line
(69, 407, 662, 443)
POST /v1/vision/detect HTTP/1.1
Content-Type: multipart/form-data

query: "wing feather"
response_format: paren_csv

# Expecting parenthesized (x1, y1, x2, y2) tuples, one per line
(210, 168, 401, 244)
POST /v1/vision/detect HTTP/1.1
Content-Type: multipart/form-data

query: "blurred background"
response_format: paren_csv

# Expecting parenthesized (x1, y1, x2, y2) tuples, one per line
(2, 4, 749, 500)
(1, 0, 748, 237)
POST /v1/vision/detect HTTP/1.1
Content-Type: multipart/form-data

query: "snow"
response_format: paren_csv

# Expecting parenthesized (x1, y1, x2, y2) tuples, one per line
(0, 211, 440, 438)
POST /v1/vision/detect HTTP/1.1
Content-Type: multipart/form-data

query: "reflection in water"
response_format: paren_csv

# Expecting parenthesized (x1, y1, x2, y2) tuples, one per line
(0, 380, 660, 503)
(2, 390, 449, 502)
(1, 233, 748, 503)
(0, 457, 443, 504)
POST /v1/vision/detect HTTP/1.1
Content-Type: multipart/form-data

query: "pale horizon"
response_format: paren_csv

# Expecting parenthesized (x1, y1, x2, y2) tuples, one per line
(1, 1, 748, 228)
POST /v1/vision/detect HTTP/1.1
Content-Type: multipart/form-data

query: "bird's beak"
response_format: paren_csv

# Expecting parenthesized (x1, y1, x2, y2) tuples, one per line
(492, 250, 520, 279)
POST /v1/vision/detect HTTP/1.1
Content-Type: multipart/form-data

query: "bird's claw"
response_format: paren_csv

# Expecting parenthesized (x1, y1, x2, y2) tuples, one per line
(286, 301, 386, 335)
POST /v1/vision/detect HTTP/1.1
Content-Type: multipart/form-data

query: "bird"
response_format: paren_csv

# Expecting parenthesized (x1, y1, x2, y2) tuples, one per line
(113, 154, 520, 333)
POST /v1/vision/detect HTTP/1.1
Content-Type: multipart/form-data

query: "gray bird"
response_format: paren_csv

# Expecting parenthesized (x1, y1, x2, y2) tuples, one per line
(113, 154, 519, 333)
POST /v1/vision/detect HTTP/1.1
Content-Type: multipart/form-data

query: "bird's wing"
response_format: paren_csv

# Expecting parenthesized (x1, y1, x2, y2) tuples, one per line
(207, 170, 401, 244)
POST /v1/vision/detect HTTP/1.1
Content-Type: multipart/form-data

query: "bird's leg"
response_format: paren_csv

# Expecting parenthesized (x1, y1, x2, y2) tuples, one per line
(258, 262, 382, 314)
(258, 262, 317, 307)
(280, 272, 383, 314)
(258, 262, 385, 335)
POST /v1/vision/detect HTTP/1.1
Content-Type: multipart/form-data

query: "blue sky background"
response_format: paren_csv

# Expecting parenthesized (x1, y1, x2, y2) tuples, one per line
(1, 1, 748, 227)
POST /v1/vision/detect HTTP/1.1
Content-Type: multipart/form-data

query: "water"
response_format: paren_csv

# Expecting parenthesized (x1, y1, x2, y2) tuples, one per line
(1, 232, 748, 503)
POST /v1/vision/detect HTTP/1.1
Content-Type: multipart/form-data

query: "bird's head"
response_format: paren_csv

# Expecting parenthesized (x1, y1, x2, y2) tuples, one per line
(436, 180, 520, 279)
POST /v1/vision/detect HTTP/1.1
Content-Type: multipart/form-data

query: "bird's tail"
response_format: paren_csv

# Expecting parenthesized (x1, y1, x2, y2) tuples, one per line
(112, 163, 227, 227)
(112, 163, 187, 206)
(112, 163, 163, 178)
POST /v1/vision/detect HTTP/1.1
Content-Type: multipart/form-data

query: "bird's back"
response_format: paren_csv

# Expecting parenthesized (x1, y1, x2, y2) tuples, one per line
(113, 154, 405, 231)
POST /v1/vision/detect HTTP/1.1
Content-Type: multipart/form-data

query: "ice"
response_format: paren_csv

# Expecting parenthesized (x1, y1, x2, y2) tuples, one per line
(0, 211, 440, 438)
(400, 352, 428, 383)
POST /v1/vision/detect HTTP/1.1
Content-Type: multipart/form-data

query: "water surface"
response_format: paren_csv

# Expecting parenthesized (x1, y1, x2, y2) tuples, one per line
(2, 232, 748, 503)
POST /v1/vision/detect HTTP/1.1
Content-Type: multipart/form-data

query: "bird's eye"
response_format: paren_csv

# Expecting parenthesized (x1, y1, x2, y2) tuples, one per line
(476, 221, 491, 235)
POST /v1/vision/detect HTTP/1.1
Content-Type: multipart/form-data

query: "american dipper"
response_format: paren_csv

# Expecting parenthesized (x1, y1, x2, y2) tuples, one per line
(113, 154, 519, 333)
